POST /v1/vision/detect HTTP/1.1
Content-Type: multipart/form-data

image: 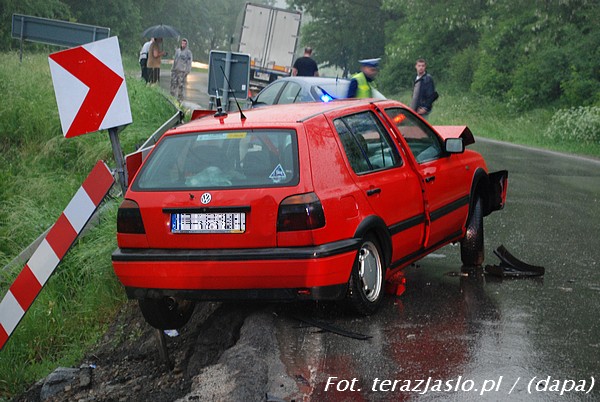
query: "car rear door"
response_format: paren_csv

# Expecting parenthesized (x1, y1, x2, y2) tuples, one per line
(382, 107, 471, 249)
(331, 109, 425, 260)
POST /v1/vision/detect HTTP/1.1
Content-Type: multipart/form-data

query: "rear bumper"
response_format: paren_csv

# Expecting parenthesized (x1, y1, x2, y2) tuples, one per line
(112, 239, 360, 301)
(124, 284, 348, 302)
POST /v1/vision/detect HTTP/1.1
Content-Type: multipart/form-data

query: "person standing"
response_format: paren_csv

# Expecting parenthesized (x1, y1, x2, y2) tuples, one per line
(170, 38, 193, 102)
(139, 39, 152, 82)
(147, 37, 166, 84)
(410, 59, 437, 119)
(347, 58, 380, 98)
(292, 47, 319, 77)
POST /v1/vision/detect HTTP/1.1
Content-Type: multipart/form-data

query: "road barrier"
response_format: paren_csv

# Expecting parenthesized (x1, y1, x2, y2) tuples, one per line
(0, 161, 114, 351)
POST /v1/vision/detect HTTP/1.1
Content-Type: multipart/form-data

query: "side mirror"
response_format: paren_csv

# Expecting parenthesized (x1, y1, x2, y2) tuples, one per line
(444, 138, 464, 154)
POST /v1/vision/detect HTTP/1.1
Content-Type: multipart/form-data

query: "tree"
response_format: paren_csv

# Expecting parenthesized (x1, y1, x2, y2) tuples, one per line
(379, 0, 483, 93)
(0, 0, 71, 51)
(288, 0, 388, 77)
(62, 0, 143, 55)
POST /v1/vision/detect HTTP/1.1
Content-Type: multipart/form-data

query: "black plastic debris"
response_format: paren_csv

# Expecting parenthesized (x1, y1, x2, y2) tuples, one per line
(484, 245, 545, 278)
(290, 315, 372, 340)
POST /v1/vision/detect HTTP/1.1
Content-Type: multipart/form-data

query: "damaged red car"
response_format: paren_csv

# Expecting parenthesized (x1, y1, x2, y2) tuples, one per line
(112, 99, 507, 329)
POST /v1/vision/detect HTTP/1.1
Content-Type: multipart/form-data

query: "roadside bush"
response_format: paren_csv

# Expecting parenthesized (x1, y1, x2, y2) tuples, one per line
(561, 68, 600, 107)
(543, 106, 600, 144)
(447, 46, 478, 91)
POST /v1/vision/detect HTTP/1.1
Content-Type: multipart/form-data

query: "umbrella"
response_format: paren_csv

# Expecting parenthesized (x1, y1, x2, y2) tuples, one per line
(142, 24, 180, 38)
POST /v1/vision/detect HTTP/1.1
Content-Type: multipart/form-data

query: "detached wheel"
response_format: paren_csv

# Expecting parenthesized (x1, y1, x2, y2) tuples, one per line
(347, 234, 385, 315)
(461, 195, 484, 266)
(138, 297, 196, 330)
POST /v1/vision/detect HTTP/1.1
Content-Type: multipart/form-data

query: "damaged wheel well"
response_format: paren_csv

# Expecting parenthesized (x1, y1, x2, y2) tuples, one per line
(468, 169, 493, 219)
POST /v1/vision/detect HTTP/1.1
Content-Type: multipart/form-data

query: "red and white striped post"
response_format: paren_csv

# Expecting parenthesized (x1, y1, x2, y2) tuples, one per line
(0, 161, 114, 351)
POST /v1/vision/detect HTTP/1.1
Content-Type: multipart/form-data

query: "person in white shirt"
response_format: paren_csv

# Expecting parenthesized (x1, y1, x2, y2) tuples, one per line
(139, 39, 152, 83)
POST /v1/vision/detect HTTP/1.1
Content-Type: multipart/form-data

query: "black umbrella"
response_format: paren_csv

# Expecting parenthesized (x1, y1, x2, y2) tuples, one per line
(142, 24, 180, 38)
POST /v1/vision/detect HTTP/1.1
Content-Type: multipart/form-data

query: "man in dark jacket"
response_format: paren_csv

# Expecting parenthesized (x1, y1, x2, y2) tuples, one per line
(292, 47, 319, 77)
(410, 59, 437, 119)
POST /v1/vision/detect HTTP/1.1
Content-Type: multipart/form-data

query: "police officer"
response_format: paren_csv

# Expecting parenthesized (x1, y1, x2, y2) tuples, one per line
(347, 58, 380, 98)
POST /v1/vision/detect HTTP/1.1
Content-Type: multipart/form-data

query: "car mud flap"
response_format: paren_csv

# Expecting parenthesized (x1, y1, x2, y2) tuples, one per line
(484, 245, 545, 278)
(290, 315, 372, 340)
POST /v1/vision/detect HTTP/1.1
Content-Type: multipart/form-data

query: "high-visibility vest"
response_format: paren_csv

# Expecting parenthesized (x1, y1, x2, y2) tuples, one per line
(352, 72, 372, 98)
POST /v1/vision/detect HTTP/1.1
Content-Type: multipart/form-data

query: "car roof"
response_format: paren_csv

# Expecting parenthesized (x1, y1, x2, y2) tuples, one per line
(275, 76, 350, 85)
(254, 76, 351, 103)
(170, 99, 404, 134)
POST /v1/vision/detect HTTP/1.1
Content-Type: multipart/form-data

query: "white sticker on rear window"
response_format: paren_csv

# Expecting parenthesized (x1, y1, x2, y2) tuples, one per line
(196, 132, 247, 141)
(269, 164, 287, 182)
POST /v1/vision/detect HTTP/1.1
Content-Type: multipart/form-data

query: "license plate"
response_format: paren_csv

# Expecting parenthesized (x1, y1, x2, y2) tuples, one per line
(253, 71, 270, 81)
(171, 212, 246, 233)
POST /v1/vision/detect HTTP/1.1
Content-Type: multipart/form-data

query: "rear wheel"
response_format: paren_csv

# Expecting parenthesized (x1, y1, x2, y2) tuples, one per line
(347, 234, 385, 315)
(461, 195, 484, 266)
(138, 297, 196, 330)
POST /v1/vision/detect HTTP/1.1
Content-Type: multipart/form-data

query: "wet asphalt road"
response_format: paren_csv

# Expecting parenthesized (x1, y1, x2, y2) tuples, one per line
(274, 140, 600, 401)
(159, 69, 210, 108)
(161, 71, 599, 400)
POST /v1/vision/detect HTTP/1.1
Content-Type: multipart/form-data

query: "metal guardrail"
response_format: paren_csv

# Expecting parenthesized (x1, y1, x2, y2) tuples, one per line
(138, 110, 183, 150)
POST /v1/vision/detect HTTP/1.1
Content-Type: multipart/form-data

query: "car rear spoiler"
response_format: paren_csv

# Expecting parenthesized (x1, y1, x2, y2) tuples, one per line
(191, 109, 216, 120)
(433, 126, 475, 147)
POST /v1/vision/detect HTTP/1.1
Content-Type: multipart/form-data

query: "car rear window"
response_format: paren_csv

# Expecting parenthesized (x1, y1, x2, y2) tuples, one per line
(311, 81, 350, 101)
(132, 130, 299, 190)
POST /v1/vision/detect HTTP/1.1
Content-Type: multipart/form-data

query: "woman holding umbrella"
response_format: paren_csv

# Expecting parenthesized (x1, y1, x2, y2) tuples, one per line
(147, 37, 166, 83)
(142, 24, 180, 84)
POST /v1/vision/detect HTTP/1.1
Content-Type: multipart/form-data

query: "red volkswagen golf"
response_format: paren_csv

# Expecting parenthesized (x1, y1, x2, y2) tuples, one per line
(112, 99, 507, 329)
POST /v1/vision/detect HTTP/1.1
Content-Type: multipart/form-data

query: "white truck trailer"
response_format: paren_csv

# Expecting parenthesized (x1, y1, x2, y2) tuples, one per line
(238, 3, 301, 91)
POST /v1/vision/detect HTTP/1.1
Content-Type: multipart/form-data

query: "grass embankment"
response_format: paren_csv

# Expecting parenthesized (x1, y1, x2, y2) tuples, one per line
(394, 89, 600, 158)
(0, 52, 176, 399)
(0, 52, 598, 399)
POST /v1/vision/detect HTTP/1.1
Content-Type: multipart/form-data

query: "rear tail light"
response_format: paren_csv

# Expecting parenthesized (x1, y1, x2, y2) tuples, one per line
(117, 199, 145, 234)
(277, 192, 325, 232)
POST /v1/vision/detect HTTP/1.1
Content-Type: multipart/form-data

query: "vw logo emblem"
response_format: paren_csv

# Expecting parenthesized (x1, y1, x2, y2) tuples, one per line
(200, 193, 212, 204)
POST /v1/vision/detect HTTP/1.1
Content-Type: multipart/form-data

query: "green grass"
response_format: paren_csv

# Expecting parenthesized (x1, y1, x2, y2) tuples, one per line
(393, 89, 600, 158)
(1, 52, 599, 399)
(0, 52, 176, 399)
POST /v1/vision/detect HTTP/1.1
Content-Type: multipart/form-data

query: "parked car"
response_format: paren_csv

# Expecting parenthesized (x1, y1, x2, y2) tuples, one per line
(251, 76, 354, 106)
(113, 99, 507, 330)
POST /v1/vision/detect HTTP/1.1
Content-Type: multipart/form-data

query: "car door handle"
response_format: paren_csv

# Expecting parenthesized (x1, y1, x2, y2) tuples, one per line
(366, 188, 381, 196)
(425, 176, 436, 183)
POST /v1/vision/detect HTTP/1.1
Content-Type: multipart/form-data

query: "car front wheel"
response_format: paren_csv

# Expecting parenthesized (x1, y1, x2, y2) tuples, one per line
(461, 195, 484, 266)
(138, 297, 196, 330)
(347, 234, 385, 315)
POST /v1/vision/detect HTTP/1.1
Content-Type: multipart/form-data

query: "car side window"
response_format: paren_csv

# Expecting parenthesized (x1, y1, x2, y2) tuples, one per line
(277, 82, 302, 104)
(254, 80, 286, 105)
(334, 111, 402, 174)
(384, 108, 444, 163)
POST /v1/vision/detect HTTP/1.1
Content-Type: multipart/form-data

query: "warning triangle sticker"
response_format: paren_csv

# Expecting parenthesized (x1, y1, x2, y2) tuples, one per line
(269, 164, 287, 182)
